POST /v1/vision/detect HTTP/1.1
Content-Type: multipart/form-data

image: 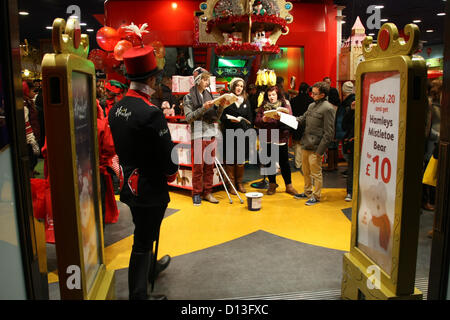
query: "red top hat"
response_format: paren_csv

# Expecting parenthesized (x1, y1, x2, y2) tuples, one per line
(123, 45, 161, 81)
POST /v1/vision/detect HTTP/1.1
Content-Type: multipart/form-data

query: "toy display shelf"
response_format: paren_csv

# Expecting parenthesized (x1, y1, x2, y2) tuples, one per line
(166, 116, 223, 191)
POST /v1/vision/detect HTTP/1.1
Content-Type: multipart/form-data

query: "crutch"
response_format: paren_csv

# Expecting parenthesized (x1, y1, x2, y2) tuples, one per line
(214, 158, 233, 203)
(214, 157, 244, 204)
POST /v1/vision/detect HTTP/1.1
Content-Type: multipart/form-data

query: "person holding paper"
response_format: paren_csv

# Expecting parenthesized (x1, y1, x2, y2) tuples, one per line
(254, 86, 299, 196)
(183, 69, 225, 206)
(294, 82, 336, 205)
(220, 77, 253, 194)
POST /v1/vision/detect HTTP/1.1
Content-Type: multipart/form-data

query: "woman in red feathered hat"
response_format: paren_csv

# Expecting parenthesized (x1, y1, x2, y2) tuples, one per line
(108, 34, 178, 300)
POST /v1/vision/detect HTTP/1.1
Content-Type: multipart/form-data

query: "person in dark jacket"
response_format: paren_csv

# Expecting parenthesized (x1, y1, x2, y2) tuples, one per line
(294, 82, 336, 205)
(108, 45, 178, 300)
(23, 81, 40, 175)
(341, 81, 356, 201)
(220, 77, 253, 194)
(323, 76, 341, 171)
(254, 86, 299, 196)
(33, 80, 46, 150)
(290, 82, 313, 171)
(151, 76, 180, 114)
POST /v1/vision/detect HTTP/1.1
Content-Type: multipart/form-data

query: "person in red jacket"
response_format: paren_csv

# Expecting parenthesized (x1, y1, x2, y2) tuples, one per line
(103, 80, 127, 117)
(96, 100, 119, 225)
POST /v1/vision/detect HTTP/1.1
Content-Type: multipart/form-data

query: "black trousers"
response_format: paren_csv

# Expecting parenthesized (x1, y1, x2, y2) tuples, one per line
(262, 143, 292, 185)
(128, 205, 167, 299)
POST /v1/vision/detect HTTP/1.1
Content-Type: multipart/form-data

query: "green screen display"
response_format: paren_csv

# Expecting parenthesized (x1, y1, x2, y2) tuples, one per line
(217, 58, 247, 68)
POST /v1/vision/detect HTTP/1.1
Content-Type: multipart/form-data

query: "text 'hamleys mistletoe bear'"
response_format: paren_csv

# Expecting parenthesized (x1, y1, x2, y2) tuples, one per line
(89, 22, 165, 73)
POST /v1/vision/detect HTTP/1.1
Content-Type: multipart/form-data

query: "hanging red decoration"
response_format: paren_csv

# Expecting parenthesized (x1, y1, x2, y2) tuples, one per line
(113, 40, 133, 61)
(96, 26, 120, 52)
(215, 43, 280, 56)
(206, 14, 288, 34)
(117, 23, 129, 39)
(123, 34, 141, 47)
(121, 22, 150, 47)
(88, 49, 107, 70)
(104, 52, 121, 71)
(150, 40, 165, 58)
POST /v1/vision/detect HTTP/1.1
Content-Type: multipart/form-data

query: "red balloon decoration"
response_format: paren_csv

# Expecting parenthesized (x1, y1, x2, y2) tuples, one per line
(88, 49, 107, 70)
(113, 40, 133, 61)
(125, 34, 142, 47)
(117, 23, 129, 39)
(96, 26, 120, 52)
(104, 52, 121, 72)
(150, 40, 165, 58)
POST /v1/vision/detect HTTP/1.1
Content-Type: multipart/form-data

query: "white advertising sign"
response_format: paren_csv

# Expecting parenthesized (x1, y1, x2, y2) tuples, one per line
(357, 71, 400, 275)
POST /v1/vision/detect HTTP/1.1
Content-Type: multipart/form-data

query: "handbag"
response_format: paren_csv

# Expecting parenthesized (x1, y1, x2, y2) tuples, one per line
(422, 156, 438, 187)
(343, 137, 354, 154)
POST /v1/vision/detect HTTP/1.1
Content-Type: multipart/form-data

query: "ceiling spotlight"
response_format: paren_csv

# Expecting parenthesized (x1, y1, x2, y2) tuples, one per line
(46, 26, 53, 30)
(172, 2, 178, 9)
(413, 19, 422, 23)
(437, 13, 446, 16)
(19, 11, 29, 16)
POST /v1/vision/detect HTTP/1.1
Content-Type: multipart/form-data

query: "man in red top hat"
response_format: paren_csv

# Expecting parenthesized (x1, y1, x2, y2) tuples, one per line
(108, 45, 178, 300)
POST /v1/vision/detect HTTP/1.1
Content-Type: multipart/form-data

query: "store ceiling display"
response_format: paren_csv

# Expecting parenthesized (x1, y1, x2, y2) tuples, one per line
(200, 0, 294, 56)
(17, 0, 445, 50)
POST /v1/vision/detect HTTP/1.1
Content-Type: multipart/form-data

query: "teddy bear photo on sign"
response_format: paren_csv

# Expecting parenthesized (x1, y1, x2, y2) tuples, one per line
(363, 182, 392, 253)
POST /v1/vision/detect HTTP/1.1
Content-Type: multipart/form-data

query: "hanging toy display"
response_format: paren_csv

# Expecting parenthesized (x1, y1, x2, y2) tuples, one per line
(255, 69, 276, 86)
(252, 0, 266, 15)
(200, 0, 293, 56)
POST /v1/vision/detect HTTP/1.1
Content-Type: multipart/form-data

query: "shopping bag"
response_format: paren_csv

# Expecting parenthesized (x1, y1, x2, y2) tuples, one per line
(423, 156, 438, 187)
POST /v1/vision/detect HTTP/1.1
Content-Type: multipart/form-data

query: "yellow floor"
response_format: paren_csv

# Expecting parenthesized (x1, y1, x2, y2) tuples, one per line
(49, 173, 352, 283)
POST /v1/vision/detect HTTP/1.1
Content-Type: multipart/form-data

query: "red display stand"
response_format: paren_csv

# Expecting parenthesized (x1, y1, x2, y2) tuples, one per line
(166, 115, 223, 190)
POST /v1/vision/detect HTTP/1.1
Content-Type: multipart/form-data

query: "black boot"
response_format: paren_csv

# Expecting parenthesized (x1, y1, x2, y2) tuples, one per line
(148, 254, 171, 283)
(128, 251, 150, 300)
(251, 177, 269, 189)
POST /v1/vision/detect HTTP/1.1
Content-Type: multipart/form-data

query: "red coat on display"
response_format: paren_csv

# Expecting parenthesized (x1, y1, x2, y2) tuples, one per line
(97, 100, 120, 224)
